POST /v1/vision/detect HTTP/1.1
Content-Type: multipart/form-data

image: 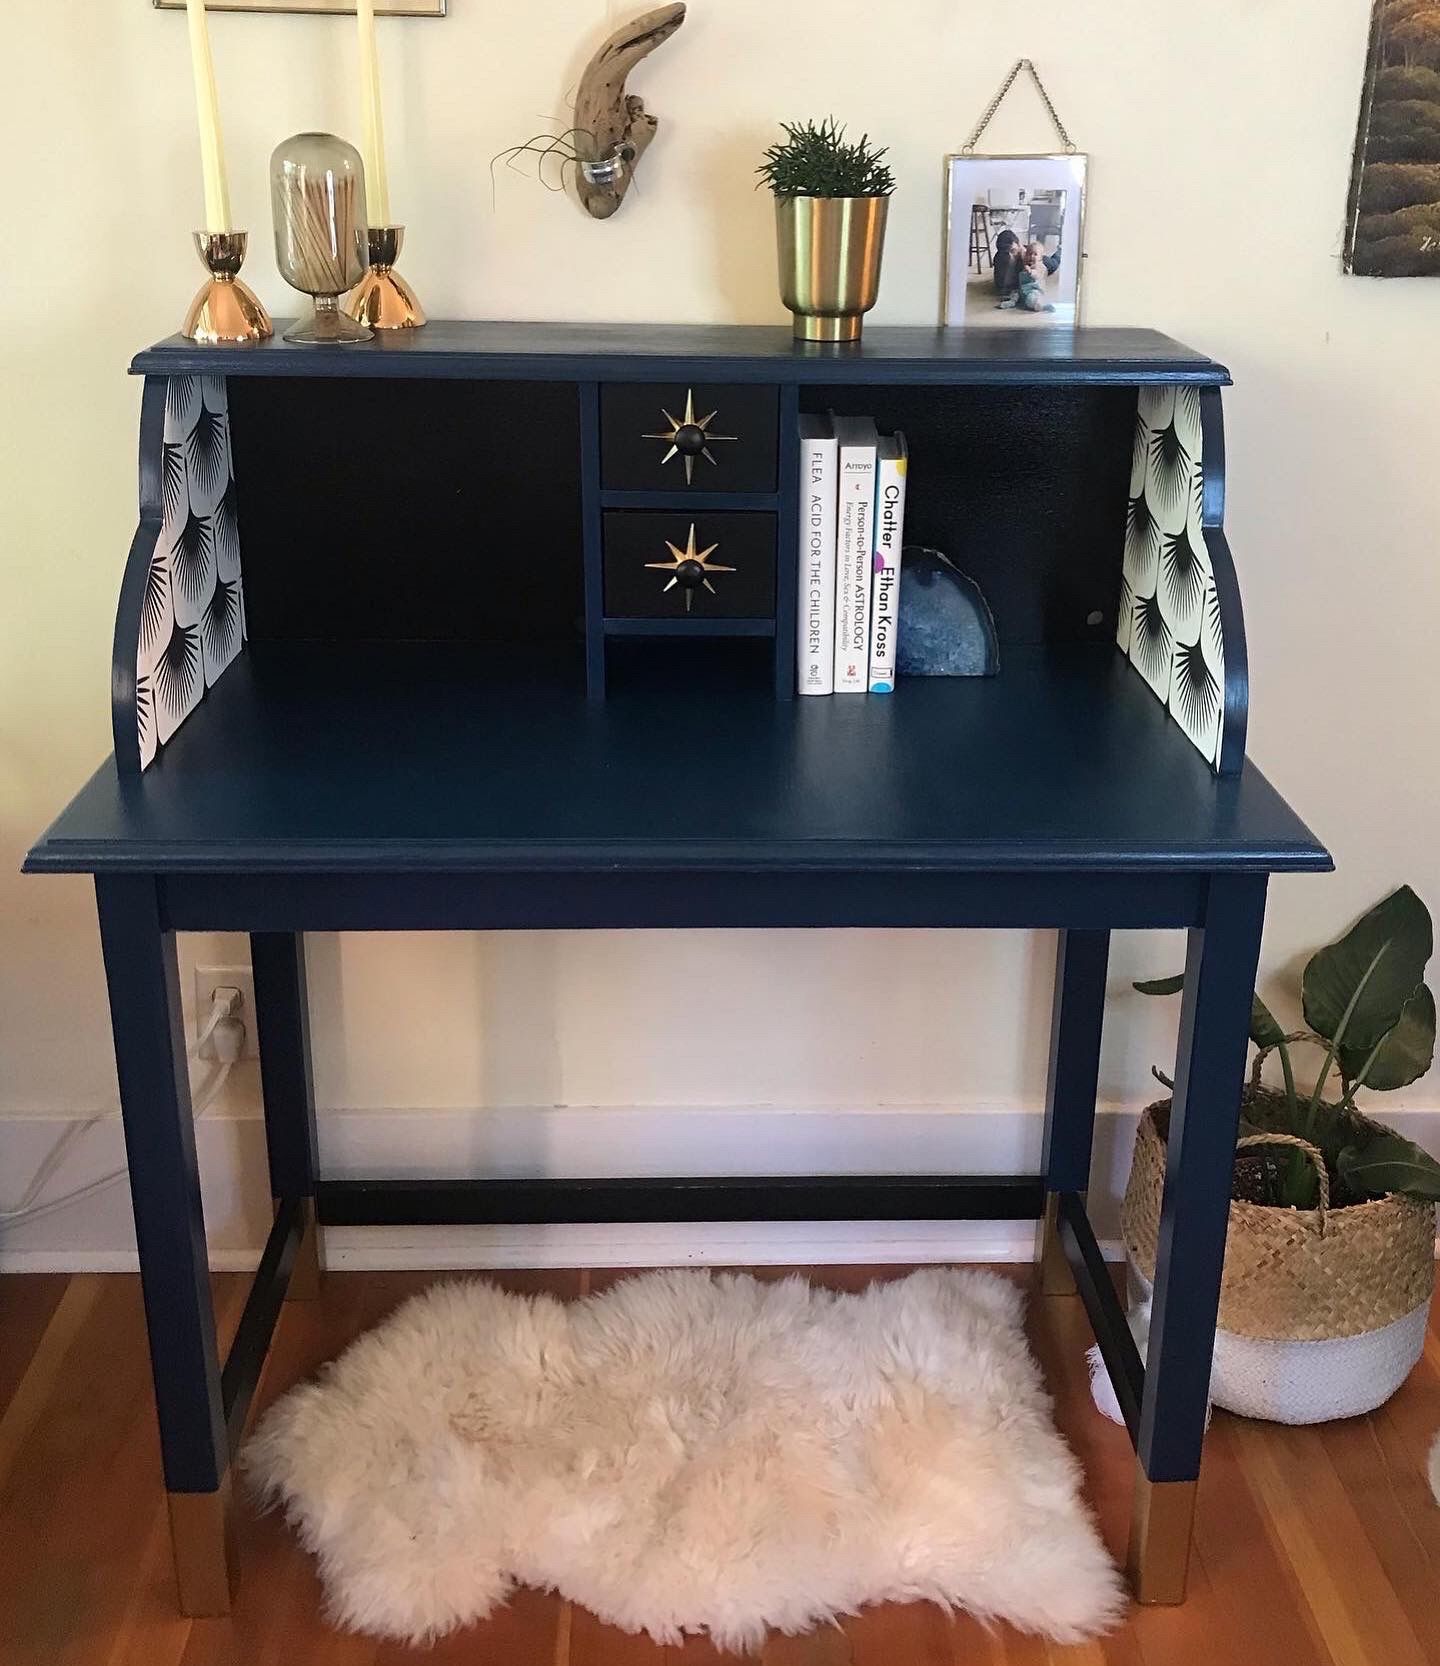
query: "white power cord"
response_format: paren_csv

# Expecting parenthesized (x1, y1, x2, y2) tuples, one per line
(0, 987, 247, 1224)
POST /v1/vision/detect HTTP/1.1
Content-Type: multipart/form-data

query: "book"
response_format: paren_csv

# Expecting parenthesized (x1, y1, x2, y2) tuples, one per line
(867, 432, 907, 693)
(795, 415, 838, 695)
(830, 415, 879, 692)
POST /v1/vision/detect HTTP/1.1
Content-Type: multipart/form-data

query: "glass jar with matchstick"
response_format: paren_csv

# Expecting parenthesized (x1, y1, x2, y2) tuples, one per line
(270, 133, 372, 345)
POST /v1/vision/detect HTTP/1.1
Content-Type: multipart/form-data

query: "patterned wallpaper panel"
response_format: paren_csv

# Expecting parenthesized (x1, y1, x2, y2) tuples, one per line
(1116, 386, 1224, 770)
(137, 376, 245, 769)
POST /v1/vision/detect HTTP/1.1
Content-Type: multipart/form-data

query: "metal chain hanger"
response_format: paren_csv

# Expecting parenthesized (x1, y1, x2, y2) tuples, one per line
(962, 59, 1076, 154)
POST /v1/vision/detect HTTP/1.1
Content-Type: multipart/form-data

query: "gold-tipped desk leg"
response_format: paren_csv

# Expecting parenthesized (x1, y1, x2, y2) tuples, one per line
(1128, 1470, 1198, 1605)
(167, 1479, 239, 1616)
(1037, 1191, 1079, 1296)
(284, 1195, 324, 1302)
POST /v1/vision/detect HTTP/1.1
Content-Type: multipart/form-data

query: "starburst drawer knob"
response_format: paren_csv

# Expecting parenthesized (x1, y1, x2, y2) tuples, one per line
(644, 524, 736, 611)
(642, 390, 737, 484)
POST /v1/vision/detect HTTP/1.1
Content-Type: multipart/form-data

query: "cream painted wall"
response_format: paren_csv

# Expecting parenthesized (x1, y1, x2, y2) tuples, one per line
(3, 1, 1439, 1258)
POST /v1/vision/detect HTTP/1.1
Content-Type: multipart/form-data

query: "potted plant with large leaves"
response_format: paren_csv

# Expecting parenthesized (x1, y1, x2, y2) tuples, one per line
(757, 117, 895, 343)
(1122, 885, 1438, 1423)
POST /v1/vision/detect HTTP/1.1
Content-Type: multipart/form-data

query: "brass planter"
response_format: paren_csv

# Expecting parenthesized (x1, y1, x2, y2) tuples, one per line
(775, 195, 889, 343)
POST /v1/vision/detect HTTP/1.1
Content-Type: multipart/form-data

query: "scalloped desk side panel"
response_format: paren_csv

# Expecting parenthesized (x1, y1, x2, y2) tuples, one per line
(1115, 384, 1246, 775)
(114, 375, 247, 773)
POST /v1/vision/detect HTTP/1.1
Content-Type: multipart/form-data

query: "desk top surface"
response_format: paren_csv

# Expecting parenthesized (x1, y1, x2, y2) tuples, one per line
(130, 323, 1231, 386)
(26, 647, 1328, 877)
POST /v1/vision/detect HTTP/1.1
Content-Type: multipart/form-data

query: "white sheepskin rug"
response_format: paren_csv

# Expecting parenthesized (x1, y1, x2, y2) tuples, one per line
(245, 1268, 1123, 1652)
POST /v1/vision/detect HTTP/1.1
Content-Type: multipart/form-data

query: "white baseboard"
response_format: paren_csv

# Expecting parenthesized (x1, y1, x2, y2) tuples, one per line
(2, 1099, 1436, 1273)
(0, 1222, 1099, 1275)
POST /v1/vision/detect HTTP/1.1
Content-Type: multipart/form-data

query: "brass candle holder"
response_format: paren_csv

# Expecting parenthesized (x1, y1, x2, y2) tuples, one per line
(182, 231, 273, 345)
(346, 226, 427, 331)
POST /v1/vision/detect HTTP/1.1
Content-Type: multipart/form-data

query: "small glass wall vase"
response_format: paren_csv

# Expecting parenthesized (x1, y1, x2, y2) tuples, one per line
(270, 132, 372, 345)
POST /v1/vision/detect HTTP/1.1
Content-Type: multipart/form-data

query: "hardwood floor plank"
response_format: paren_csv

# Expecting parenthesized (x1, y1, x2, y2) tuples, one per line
(0, 1274, 106, 1496)
(1232, 1419, 1429, 1666)
(843, 1600, 994, 1665)
(100, 1507, 201, 1666)
(0, 1275, 250, 1666)
(567, 1605, 724, 1664)
(1045, 1642, 1111, 1666)
(1357, 1318, 1440, 1563)
(1181, 1416, 1333, 1666)
(1317, 1412, 1440, 1660)
(759, 1627, 855, 1666)
(555, 1596, 574, 1666)
(0, 1273, 70, 1418)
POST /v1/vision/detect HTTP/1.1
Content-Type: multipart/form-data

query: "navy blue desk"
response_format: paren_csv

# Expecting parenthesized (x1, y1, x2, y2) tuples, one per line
(25, 323, 1329, 1618)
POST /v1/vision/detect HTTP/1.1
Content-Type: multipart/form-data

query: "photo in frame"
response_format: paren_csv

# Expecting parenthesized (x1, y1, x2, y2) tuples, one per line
(942, 152, 1086, 327)
(154, 1, 444, 15)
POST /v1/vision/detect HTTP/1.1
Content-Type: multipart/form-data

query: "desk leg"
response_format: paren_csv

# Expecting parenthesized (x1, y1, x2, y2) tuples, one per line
(95, 876, 235, 1615)
(251, 933, 322, 1300)
(1038, 930, 1110, 1294)
(1130, 874, 1267, 1604)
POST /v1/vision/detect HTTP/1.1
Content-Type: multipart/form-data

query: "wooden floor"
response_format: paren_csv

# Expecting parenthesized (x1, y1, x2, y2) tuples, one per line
(2, 1266, 1438, 1666)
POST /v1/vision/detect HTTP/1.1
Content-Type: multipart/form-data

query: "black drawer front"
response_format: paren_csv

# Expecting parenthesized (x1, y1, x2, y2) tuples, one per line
(603, 512, 776, 619)
(601, 383, 779, 492)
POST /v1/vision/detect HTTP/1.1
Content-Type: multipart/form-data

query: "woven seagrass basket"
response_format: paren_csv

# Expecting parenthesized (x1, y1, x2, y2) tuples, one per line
(1121, 1085, 1435, 1422)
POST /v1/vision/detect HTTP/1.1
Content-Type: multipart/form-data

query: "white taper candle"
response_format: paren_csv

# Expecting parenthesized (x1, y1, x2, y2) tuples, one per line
(184, 0, 231, 233)
(356, 0, 390, 225)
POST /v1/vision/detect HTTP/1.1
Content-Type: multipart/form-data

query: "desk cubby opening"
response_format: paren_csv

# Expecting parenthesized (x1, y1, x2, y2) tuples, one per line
(800, 383, 1134, 649)
(226, 378, 586, 657)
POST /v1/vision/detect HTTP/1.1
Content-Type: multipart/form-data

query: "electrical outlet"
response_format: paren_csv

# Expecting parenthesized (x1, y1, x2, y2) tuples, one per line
(193, 966, 258, 1059)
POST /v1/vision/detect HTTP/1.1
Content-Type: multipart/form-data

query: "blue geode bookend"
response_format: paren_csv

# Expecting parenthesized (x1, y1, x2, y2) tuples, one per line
(896, 547, 1000, 677)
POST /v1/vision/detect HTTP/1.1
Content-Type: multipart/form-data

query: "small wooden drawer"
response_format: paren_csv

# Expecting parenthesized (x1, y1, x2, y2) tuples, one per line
(601, 383, 779, 493)
(603, 511, 776, 620)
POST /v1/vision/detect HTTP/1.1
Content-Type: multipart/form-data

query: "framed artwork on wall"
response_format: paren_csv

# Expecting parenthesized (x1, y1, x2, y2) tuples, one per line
(154, 1, 445, 15)
(942, 152, 1086, 328)
(1345, 0, 1440, 275)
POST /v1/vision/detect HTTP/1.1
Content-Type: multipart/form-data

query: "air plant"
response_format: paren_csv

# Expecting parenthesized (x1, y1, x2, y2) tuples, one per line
(490, 125, 636, 201)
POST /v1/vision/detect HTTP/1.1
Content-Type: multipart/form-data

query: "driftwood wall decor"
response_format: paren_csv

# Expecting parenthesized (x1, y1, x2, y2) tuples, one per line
(575, 3, 686, 218)
(491, 3, 686, 219)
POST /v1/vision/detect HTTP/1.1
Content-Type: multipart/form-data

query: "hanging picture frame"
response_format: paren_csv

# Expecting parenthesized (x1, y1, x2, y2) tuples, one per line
(154, 1, 445, 16)
(942, 61, 1086, 329)
(1344, 0, 1440, 276)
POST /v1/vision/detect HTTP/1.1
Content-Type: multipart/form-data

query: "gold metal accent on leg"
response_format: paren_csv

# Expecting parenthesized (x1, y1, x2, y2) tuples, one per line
(283, 1196, 323, 1302)
(1127, 1469, 1197, 1605)
(167, 1480, 238, 1616)
(1037, 1191, 1078, 1296)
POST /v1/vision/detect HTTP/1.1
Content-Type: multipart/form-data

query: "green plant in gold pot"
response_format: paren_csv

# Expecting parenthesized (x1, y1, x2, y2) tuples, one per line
(1123, 886, 1438, 1423)
(758, 117, 895, 343)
